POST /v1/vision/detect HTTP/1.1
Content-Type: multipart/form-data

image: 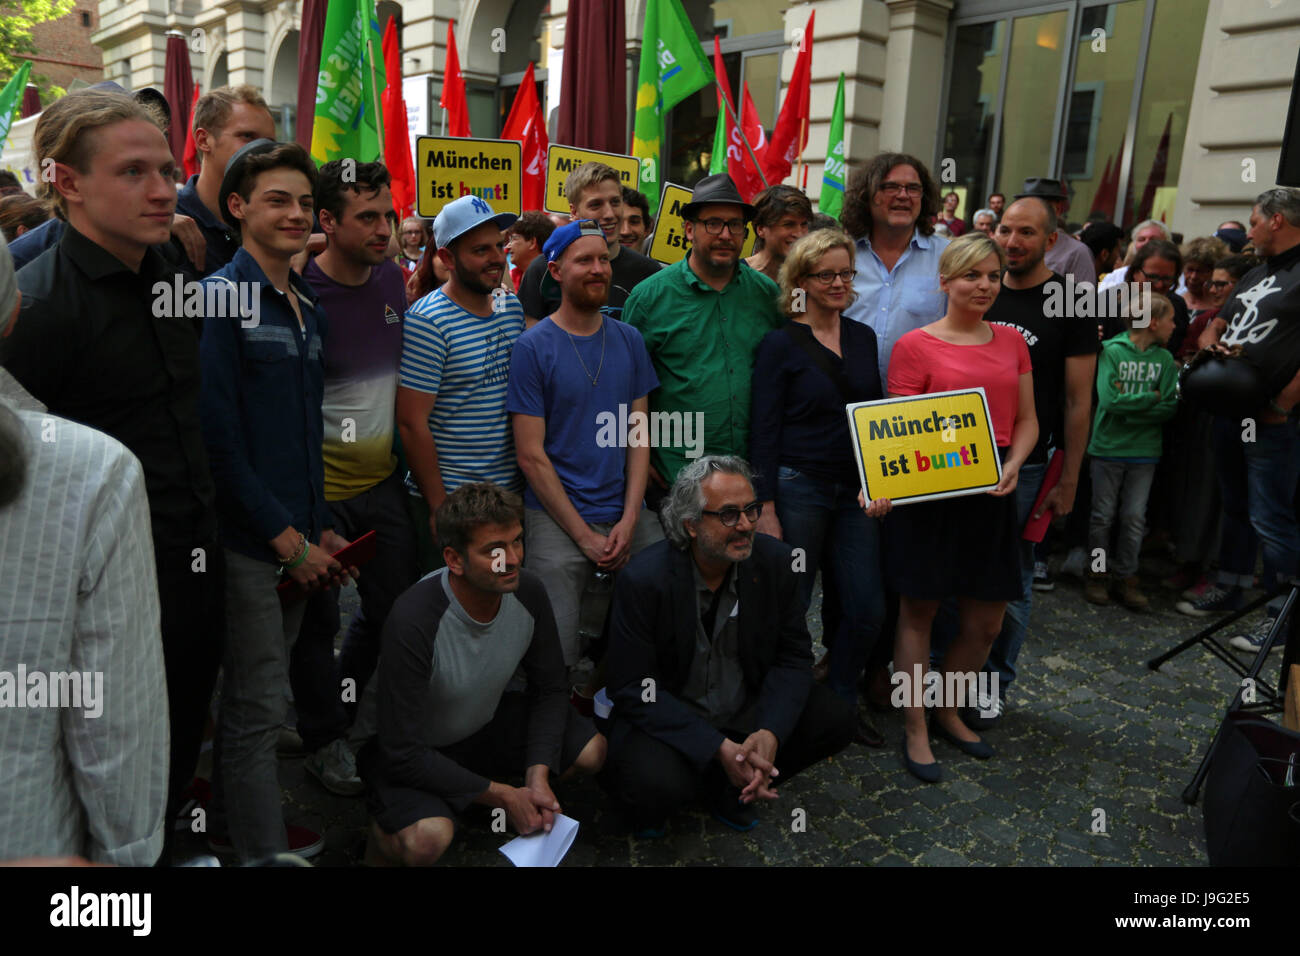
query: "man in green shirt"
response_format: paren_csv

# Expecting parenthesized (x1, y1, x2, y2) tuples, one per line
(622, 174, 783, 498)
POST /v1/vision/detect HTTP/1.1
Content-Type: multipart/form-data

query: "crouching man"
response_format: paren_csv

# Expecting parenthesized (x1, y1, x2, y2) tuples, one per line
(355, 482, 605, 865)
(601, 455, 856, 835)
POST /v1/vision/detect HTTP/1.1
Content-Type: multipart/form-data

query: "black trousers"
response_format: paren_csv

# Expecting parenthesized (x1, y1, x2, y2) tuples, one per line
(291, 471, 419, 752)
(602, 682, 854, 826)
(156, 535, 225, 860)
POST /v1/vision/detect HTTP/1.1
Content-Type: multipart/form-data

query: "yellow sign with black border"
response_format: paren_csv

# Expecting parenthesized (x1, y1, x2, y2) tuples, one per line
(416, 136, 522, 219)
(544, 145, 642, 214)
(848, 389, 1001, 505)
(647, 181, 755, 266)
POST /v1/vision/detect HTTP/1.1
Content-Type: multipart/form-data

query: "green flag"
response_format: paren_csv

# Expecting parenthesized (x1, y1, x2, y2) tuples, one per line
(632, 0, 713, 215)
(311, 0, 386, 164)
(819, 73, 846, 219)
(708, 106, 727, 176)
(0, 61, 32, 150)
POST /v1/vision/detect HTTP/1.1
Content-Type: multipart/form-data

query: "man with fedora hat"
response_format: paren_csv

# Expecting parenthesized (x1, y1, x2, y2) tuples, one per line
(1017, 177, 1097, 285)
(397, 194, 527, 564)
(622, 173, 783, 498)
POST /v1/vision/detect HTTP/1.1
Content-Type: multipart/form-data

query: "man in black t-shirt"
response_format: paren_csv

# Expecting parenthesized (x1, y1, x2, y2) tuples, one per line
(516, 162, 660, 325)
(935, 198, 1097, 724)
(1184, 187, 1300, 652)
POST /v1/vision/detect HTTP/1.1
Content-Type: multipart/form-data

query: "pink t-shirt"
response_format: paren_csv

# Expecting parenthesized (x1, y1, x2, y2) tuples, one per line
(886, 323, 1032, 446)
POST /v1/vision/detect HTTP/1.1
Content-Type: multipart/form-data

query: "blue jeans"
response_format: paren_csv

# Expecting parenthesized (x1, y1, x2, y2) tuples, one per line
(1243, 421, 1300, 599)
(931, 460, 1046, 695)
(1089, 458, 1157, 579)
(776, 467, 886, 702)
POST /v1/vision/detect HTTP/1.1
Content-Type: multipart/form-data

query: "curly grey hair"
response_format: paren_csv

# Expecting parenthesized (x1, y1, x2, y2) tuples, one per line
(659, 454, 756, 550)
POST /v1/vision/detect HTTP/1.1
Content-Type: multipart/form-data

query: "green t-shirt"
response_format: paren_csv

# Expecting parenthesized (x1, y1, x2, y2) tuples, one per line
(622, 257, 782, 483)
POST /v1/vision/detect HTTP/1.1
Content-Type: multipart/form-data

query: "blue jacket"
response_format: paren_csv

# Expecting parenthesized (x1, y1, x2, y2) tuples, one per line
(198, 247, 332, 563)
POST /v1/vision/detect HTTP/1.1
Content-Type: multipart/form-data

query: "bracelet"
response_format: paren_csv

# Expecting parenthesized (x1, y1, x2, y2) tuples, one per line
(278, 532, 307, 566)
(285, 541, 310, 570)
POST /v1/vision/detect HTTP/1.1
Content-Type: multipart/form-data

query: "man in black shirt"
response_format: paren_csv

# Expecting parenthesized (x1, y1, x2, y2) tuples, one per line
(3, 88, 223, 861)
(516, 162, 660, 325)
(1186, 187, 1300, 651)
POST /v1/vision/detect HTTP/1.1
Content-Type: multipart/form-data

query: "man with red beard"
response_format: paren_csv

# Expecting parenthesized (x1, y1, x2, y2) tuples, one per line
(507, 220, 662, 676)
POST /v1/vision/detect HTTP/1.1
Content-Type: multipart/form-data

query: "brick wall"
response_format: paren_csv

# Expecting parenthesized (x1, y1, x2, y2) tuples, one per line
(28, 1, 104, 93)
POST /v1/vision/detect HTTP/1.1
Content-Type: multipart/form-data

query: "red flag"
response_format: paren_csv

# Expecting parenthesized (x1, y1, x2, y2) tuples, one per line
(182, 83, 201, 179)
(382, 16, 416, 219)
(501, 62, 549, 211)
(740, 81, 767, 167)
(440, 21, 470, 137)
(1137, 113, 1172, 223)
(764, 10, 814, 185)
(1088, 154, 1113, 219)
(712, 36, 765, 202)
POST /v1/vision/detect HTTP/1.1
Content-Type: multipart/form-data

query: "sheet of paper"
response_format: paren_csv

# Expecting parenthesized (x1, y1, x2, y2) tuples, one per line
(498, 813, 579, 867)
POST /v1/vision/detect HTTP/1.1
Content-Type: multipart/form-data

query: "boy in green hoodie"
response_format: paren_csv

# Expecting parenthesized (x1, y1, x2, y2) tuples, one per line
(1085, 294, 1179, 609)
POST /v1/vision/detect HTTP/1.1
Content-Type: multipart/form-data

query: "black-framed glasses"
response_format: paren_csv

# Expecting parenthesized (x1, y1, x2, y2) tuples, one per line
(879, 182, 923, 197)
(1207, 279, 1233, 289)
(806, 269, 857, 285)
(700, 502, 763, 526)
(699, 218, 748, 236)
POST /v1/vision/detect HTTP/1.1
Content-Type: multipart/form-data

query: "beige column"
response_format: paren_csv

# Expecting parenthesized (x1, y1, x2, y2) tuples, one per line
(878, 0, 952, 162)
(1172, 0, 1300, 236)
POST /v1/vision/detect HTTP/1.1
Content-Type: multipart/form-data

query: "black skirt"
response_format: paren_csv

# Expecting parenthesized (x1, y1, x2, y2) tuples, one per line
(881, 448, 1022, 601)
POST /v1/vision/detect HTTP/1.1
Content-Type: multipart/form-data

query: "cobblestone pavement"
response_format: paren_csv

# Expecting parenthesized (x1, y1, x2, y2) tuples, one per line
(181, 552, 1284, 866)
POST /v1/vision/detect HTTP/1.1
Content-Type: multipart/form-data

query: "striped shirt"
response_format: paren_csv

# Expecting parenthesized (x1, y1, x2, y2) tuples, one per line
(400, 287, 525, 493)
(0, 370, 168, 866)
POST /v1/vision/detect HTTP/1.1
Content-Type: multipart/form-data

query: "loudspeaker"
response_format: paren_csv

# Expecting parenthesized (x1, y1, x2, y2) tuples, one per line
(1280, 48, 1300, 186)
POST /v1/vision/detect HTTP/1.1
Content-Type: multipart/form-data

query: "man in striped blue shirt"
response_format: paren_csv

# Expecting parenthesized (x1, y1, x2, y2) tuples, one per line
(398, 196, 525, 559)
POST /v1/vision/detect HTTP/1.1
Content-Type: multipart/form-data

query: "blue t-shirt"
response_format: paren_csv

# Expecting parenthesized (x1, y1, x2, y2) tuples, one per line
(506, 316, 659, 522)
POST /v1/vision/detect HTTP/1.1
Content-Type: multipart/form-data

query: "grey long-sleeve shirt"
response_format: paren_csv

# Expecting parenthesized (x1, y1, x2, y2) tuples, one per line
(0, 370, 168, 865)
(356, 567, 568, 812)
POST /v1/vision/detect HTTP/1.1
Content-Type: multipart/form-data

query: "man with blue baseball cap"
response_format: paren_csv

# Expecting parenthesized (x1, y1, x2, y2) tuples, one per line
(397, 195, 526, 565)
(507, 220, 661, 680)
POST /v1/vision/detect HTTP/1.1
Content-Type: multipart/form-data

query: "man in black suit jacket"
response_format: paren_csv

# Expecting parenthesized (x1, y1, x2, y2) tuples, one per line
(602, 455, 855, 835)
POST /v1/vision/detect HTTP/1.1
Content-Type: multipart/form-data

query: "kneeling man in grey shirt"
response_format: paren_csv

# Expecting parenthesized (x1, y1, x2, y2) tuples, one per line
(354, 482, 605, 865)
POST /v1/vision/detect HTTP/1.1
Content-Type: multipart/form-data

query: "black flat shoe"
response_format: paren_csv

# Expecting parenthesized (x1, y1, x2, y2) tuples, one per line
(932, 723, 994, 759)
(854, 713, 886, 748)
(900, 738, 941, 783)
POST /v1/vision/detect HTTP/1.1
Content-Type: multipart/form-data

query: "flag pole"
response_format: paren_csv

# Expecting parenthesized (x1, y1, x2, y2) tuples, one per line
(795, 115, 806, 187)
(715, 79, 769, 189)
(441, 108, 447, 135)
(366, 20, 385, 160)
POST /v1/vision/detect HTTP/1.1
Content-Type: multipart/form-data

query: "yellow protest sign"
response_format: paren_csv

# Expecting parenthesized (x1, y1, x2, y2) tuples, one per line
(416, 136, 522, 219)
(545, 145, 642, 214)
(848, 389, 1001, 505)
(648, 181, 755, 266)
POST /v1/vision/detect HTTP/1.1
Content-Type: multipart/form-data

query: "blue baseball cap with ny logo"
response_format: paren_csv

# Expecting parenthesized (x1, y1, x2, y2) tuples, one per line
(433, 195, 518, 249)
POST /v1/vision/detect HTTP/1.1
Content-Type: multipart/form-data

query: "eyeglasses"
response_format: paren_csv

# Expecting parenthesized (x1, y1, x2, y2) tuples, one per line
(1207, 279, 1233, 289)
(806, 269, 857, 285)
(879, 182, 924, 197)
(698, 218, 748, 236)
(700, 502, 763, 527)
(1138, 272, 1176, 285)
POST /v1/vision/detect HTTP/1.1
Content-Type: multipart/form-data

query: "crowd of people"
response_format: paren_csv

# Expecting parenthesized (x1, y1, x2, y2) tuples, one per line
(2, 81, 1299, 868)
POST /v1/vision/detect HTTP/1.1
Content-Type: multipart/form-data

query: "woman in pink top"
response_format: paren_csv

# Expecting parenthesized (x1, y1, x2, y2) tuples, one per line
(881, 232, 1037, 783)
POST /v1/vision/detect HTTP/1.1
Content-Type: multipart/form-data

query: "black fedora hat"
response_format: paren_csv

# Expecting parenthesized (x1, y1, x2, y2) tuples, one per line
(1016, 177, 1068, 201)
(680, 173, 755, 221)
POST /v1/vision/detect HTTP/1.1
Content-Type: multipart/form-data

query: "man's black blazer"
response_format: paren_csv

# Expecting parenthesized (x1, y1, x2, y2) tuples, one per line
(604, 534, 814, 771)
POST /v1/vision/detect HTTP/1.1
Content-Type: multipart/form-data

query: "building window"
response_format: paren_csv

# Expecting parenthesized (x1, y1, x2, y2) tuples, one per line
(940, 0, 1211, 228)
(81, 11, 92, 26)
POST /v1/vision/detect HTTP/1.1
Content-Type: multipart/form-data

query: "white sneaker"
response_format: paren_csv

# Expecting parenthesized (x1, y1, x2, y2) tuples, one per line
(1060, 547, 1086, 580)
(305, 738, 364, 796)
